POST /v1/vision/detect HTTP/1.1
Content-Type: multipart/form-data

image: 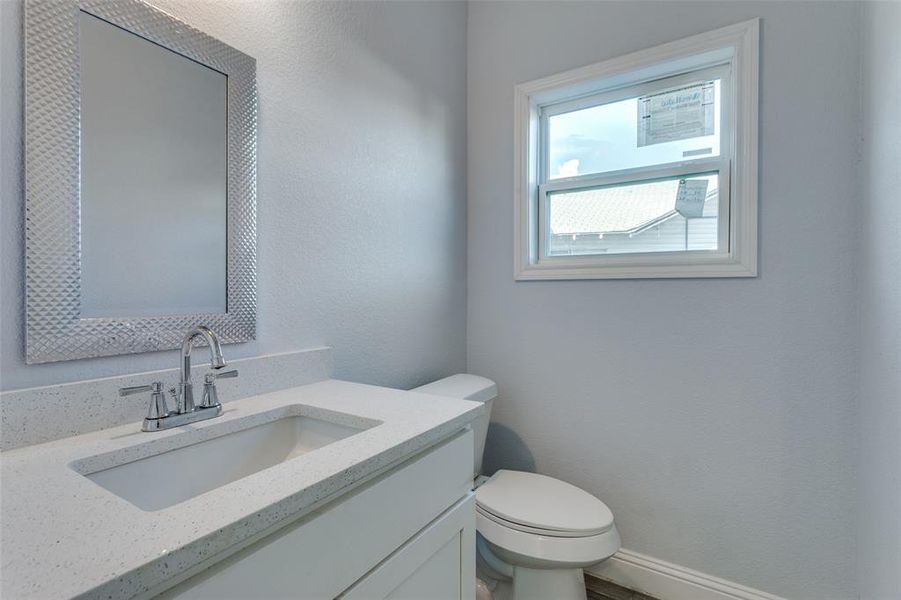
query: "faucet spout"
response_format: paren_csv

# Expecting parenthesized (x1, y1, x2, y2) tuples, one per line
(178, 325, 226, 413)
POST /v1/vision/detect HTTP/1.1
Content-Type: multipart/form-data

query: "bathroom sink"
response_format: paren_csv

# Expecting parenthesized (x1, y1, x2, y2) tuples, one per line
(81, 414, 369, 511)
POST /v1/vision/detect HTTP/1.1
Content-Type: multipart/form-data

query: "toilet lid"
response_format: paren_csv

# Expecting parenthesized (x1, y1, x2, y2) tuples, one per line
(475, 470, 614, 536)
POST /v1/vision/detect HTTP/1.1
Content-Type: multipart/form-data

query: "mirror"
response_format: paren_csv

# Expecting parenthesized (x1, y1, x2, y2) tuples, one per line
(79, 11, 228, 318)
(24, 0, 256, 363)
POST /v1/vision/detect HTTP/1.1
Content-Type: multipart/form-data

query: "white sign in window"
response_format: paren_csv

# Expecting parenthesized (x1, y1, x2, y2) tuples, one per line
(675, 178, 710, 218)
(638, 81, 716, 147)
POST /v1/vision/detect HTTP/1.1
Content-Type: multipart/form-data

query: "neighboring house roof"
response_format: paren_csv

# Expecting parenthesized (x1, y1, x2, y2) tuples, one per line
(550, 176, 717, 236)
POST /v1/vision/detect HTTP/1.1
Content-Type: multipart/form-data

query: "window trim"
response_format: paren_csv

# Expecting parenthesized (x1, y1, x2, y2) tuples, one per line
(513, 19, 759, 280)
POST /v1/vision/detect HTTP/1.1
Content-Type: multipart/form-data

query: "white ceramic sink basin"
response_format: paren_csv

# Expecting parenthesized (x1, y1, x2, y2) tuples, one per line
(80, 412, 371, 511)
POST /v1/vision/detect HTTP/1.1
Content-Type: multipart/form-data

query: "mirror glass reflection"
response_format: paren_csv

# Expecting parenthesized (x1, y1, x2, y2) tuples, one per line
(79, 11, 227, 318)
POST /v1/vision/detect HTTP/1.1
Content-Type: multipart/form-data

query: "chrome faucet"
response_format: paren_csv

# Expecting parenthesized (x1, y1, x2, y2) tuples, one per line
(177, 325, 226, 414)
(119, 325, 238, 432)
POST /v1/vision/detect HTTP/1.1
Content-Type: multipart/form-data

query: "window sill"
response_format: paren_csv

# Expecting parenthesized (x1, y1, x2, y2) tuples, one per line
(514, 255, 757, 280)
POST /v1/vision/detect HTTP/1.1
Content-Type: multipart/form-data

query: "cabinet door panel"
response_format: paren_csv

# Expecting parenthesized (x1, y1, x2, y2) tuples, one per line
(387, 536, 460, 599)
(342, 494, 475, 600)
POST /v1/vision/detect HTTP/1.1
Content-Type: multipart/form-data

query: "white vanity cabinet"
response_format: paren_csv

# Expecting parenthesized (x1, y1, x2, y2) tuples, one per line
(155, 429, 476, 600)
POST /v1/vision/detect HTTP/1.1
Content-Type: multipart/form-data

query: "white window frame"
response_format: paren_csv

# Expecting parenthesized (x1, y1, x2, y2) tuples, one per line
(514, 19, 759, 280)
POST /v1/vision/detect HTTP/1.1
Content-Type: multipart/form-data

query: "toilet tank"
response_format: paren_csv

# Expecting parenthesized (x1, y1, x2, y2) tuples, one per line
(411, 374, 497, 477)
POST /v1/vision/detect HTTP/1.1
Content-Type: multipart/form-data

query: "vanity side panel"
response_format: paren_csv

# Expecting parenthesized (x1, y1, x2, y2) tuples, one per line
(154, 429, 473, 600)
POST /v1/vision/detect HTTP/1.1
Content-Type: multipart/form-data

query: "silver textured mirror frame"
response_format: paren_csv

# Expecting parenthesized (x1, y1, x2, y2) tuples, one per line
(24, 0, 257, 364)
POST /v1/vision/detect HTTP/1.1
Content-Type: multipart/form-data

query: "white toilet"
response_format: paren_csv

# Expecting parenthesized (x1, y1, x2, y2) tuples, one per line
(413, 375, 620, 600)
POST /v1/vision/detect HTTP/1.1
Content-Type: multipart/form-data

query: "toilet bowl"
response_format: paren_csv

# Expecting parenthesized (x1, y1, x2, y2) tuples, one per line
(412, 375, 620, 600)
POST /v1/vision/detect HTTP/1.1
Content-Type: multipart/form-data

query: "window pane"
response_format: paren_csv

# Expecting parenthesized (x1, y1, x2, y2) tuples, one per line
(547, 174, 719, 256)
(547, 80, 720, 180)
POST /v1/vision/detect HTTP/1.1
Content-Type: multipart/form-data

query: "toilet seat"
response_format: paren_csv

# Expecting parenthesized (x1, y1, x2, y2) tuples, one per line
(476, 504, 612, 538)
(474, 470, 621, 569)
(475, 470, 614, 537)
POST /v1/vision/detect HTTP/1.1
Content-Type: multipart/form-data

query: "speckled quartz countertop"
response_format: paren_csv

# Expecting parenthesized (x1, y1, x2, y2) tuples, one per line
(0, 380, 484, 600)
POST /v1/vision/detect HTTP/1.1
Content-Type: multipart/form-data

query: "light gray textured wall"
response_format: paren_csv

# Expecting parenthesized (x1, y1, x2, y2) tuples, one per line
(467, 3, 859, 598)
(0, 0, 468, 391)
(858, 2, 901, 598)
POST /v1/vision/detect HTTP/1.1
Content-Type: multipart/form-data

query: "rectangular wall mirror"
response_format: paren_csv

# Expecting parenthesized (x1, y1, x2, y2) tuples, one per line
(24, 0, 257, 363)
(79, 10, 228, 318)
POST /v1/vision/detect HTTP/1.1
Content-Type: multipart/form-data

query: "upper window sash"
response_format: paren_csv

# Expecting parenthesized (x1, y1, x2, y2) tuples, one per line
(537, 63, 732, 186)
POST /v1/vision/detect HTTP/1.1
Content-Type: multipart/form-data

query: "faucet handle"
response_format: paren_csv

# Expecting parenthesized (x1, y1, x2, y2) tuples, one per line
(204, 369, 238, 384)
(200, 370, 238, 409)
(119, 382, 161, 396)
(119, 382, 169, 421)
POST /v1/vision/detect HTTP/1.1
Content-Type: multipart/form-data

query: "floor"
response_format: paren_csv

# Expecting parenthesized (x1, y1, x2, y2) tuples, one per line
(585, 573, 662, 600)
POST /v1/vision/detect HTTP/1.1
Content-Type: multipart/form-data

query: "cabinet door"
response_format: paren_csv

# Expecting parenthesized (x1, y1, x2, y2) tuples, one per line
(341, 494, 475, 600)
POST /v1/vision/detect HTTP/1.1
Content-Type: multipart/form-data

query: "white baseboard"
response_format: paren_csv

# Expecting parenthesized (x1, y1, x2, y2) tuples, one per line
(587, 548, 787, 600)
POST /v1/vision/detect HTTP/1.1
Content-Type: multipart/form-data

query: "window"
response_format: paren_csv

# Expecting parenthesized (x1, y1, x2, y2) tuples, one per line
(514, 20, 759, 279)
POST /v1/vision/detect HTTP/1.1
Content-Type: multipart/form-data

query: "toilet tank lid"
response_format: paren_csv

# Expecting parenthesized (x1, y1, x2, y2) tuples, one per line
(412, 374, 497, 402)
